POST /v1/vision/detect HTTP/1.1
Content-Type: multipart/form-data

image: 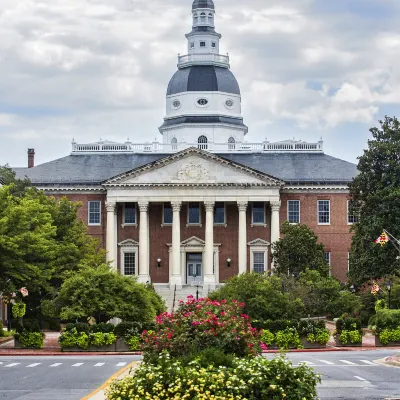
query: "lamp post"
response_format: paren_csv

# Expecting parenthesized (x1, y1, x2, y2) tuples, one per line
(386, 281, 392, 310)
(350, 285, 356, 294)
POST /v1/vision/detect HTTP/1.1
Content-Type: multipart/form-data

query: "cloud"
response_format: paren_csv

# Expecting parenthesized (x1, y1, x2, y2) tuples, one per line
(0, 0, 400, 166)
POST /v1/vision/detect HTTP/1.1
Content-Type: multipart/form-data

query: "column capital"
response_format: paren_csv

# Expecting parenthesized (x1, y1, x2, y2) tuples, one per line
(237, 201, 248, 212)
(204, 201, 215, 212)
(138, 201, 149, 212)
(270, 201, 282, 212)
(105, 201, 117, 213)
(171, 201, 182, 212)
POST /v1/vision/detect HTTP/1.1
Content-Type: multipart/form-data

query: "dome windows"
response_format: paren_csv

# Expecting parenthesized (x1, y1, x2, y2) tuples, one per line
(197, 98, 209, 107)
(172, 100, 181, 109)
(225, 99, 234, 109)
(198, 135, 208, 150)
(228, 137, 236, 150)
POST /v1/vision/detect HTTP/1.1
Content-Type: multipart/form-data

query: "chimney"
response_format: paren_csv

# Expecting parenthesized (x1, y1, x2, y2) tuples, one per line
(28, 149, 35, 168)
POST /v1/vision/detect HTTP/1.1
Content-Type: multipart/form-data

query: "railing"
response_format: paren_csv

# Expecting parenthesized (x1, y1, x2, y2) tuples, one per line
(71, 140, 324, 154)
(178, 53, 230, 68)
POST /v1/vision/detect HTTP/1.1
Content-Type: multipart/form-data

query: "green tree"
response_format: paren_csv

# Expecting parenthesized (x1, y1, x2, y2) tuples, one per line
(0, 165, 31, 197)
(53, 265, 165, 323)
(348, 116, 400, 285)
(209, 273, 304, 322)
(272, 221, 329, 276)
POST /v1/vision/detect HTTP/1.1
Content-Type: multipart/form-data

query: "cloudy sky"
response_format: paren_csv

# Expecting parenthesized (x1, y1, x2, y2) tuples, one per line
(1, 0, 399, 167)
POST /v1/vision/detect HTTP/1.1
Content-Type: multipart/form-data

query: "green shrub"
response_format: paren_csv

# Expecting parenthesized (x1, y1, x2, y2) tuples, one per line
(368, 314, 377, 330)
(59, 328, 89, 349)
(115, 322, 143, 338)
(14, 331, 44, 349)
(306, 329, 331, 345)
(339, 330, 363, 345)
(125, 336, 140, 351)
(107, 352, 321, 400)
(45, 318, 61, 332)
(326, 292, 363, 318)
(378, 327, 400, 345)
(376, 309, 400, 334)
(258, 319, 299, 333)
(0, 321, 4, 337)
(260, 329, 275, 346)
(298, 319, 326, 336)
(21, 319, 41, 333)
(275, 328, 302, 350)
(90, 323, 115, 334)
(65, 323, 90, 334)
(89, 332, 117, 347)
(335, 315, 362, 333)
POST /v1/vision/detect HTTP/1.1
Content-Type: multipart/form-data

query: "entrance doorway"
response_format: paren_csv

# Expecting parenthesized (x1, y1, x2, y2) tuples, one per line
(186, 253, 203, 285)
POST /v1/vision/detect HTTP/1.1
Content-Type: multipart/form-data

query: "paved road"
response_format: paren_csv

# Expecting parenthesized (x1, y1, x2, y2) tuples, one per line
(265, 350, 400, 399)
(1, 351, 399, 400)
(0, 355, 140, 400)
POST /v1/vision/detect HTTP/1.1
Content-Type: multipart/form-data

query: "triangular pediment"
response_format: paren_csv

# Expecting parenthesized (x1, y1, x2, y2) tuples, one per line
(181, 236, 205, 246)
(118, 239, 139, 247)
(104, 147, 283, 187)
(248, 238, 271, 246)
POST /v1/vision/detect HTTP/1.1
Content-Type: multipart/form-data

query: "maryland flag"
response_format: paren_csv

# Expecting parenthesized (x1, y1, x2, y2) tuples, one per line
(371, 281, 381, 296)
(374, 232, 391, 246)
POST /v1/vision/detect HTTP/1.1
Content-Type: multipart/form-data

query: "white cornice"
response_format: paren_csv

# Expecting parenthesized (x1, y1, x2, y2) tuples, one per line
(282, 185, 349, 193)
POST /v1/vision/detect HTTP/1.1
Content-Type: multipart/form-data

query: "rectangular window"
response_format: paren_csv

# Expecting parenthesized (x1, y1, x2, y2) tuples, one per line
(190, 42, 195, 48)
(212, 42, 216, 48)
(163, 203, 173, 225)
(214, 202, 225, 225)
(124, 252, 136, 276)
(252, 202, 265, 225)
(188, 202, 201, 225)
(347, 200, 359, 224)
(124, 203, 136, 224)
(324, 251, 331, 266)
(253, 252, 265, 274)
(287, 200, 300, 224)
(88, 201, 101, 225)
(200, 41, 206, 47)
(318, 200, 330, 224)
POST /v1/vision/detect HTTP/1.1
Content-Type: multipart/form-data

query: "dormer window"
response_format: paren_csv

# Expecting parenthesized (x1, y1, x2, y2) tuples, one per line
(200, 41, 206, 47)
(190, 42, 195, 48)
(200, 12, 206, 23)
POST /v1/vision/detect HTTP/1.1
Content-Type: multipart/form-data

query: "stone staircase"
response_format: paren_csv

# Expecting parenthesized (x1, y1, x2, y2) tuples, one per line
(155, 284, 215, 312)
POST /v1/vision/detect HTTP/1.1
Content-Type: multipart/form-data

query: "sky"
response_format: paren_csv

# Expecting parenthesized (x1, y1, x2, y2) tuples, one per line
(0, 0, 399, 167)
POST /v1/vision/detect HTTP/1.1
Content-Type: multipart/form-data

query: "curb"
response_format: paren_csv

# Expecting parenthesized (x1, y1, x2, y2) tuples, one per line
(0, 350, 141, 356)
(81, 361, 138, 400)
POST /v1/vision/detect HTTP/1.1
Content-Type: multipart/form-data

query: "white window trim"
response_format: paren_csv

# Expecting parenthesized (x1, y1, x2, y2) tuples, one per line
(251, 202, 267, 227)
(250, 247, 269, 274)
(287, 200, 300, 224)
(214, 202, 227, 227)
(122, 203, 137, 227)
(317, 200, 331, 225)
(88, 201, 101, 226)
(347, 200, 358, 225)
(120, 245, 139, 277)
(162, 203, 173, 227)
(187, 202, 202, 227)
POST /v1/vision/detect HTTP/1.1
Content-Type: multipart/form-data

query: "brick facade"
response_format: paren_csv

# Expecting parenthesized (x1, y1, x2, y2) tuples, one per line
(59, 192, 352, 283)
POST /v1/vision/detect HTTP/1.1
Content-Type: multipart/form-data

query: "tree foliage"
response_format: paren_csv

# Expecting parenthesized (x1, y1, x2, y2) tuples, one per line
(0, 165, 31, 197)
(348, 116, 400, 284)
(53, 265, 165, 323)
(272, 221, 329, 276)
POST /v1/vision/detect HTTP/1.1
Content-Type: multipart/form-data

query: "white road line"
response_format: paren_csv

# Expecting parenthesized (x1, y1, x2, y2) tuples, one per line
(360, 360, 376, 365)
(94, 363, 105, 367)
(71, 363, 84, 367)
(319, 360, 335, 365)
(26, 363, 41, 368)
(116, 362, 127, 367)
(301, 361, 315, 365)
(4, 363, 20, 368)
(354, 376, 368, 381)
(49, 363, 62, 367)
(340, 360, 357, 365)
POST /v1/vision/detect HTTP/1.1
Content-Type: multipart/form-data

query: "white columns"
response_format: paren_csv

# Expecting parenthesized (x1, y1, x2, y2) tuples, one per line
(106, 201, 117, 271)
(238, 201, 248, 274)
(170, 201, 183, 287)
(204, 201, 216, 287)
(270, 201, 281, 245)
(138, 201, 150, 283)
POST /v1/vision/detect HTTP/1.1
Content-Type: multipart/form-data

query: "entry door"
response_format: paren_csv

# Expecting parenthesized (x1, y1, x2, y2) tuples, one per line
(186, 253, 203, 285)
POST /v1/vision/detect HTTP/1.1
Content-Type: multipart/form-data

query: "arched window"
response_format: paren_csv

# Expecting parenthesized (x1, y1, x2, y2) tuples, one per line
(193, 13, 198, 24)
(208, 13, 214, 24)
(200, 12, 206, 23)
(198, 135, 208, 150)
(171, 137, 178, 150)
(228, 137, 236, 150)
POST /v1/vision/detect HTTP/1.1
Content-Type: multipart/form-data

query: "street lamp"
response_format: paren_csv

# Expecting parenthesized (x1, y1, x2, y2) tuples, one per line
(386, 281, 392, 309)
(349, 285, 356, 294)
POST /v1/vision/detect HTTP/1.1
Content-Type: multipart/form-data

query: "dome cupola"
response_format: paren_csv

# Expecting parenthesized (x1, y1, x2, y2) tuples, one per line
(192, 0, 215, 10)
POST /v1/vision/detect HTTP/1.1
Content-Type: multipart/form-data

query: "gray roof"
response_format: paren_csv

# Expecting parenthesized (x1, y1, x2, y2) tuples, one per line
(14, 152, 357, 186)
(160, 116, 246, 129)
(167, 66, 240, 96)
(193, 0, 214, 10)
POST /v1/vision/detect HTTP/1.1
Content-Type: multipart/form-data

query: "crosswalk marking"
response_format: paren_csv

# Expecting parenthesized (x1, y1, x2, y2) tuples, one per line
(340, 360, 357, 365)
(26, 363, 41, 368)
(94, 363, 105, 367)
(49, 363, 62, 367)
(5, 363, 20, 368)
(354, 376, 368, 381)
(116, 362, 127, 367)
(319, 360, 334, 365)
(301, 361, 315, 365)
(360, 360, 375, 365)
(71, 363, 84, 367)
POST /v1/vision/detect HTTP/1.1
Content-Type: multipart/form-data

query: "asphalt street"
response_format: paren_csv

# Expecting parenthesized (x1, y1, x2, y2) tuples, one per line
(0, 351, 399, 400)
(265, 350, 400, 400)
(0, 355, 141, 400)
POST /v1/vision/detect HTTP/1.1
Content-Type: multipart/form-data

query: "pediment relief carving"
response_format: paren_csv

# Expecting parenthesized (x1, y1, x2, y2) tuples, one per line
(248, 238, 271, 247)
(118, 239, 139, 247)
(177, 161, 209, 182)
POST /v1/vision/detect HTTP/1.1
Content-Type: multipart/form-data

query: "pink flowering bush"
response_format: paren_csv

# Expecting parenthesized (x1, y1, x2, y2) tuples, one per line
(141, 296, 262, 362)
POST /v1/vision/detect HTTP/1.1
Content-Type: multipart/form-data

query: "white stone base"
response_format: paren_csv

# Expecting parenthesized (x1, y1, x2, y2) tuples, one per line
(137, 275, 151, 284)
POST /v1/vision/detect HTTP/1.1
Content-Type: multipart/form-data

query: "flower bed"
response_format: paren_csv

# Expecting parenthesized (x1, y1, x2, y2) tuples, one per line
(14, 331, 45, 349)
(334, 314, 363, 346)
(374, 310, 400, 347)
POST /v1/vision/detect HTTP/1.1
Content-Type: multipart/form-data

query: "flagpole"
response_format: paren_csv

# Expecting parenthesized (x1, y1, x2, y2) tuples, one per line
(383, 229, 400, 256)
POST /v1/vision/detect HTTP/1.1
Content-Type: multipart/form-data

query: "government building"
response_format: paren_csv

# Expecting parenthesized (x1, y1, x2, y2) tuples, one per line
(7, 0, 357, 307)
